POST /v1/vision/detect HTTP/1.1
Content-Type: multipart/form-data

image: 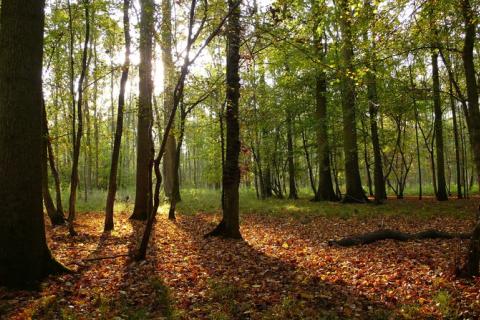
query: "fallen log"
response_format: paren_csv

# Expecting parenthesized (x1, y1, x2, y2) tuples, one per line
(328, 229, 471, 247)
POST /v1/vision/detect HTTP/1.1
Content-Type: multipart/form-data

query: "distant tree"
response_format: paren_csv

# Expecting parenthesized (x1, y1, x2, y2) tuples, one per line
(0, 0, 68, 287)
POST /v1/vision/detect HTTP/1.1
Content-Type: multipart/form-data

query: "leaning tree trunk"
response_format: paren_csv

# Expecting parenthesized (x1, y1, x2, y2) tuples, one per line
(432, 51, 448, 201)
(105, 0, 131, 231)
(130, 0, 154, 220)
(338, 0, 365, 203)
(68, 0, 90, 236)
(207, 0, 243, 239)
(42, 100, 65, 225)
(161, 0, 181, 202)
(0, 0, 68, 288)
(46, 115, 65, 220)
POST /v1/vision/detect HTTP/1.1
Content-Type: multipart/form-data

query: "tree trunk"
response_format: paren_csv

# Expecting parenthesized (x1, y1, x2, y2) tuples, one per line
(105, 0, 131, 231)
(0, 0, 68, 288)
(68, 0, 90, 236)
(42, 100, 65, 225)
(338, 0, 365, 203)
(450, 80, 463, 198)
(168, 114, 186, 220)
(207, 0, 243, 239)
(410, 65, 423, 200)
(313, 35, 338, 202)
(366, 62, 386, 202)
(432, 51, 448, 201)
(300, 119, 316, 196)
(286, 110, 298, 199)
(130, 0, 154, 220)
(461, 0, 480, 277)
(161, 0, 181, 202)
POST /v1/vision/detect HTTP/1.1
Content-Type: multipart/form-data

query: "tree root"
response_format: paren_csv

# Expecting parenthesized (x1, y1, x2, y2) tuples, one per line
(204, 220, 243, 239)
(328, 229, 471, 247)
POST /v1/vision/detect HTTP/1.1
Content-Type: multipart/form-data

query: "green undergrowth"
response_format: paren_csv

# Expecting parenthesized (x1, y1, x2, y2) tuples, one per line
(51, 187, 478, 221)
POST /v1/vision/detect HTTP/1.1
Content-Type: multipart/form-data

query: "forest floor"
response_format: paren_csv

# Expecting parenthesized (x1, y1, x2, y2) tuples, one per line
(1, 194, 480, 319)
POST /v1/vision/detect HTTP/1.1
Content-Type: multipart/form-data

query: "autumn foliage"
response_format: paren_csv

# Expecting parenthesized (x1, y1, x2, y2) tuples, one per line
(1, 199, 479, 319)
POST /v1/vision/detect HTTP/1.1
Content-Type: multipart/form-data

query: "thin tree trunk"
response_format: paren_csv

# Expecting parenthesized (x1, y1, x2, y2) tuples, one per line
(68, 0, 90, 236)
(409, 65, 423, 200)
(286, 110, 298, 199)
(361, 117, 373, 197)
(300, 118, 316, 195)
(432, 51, 448, 201)
(366, 53, 386, 202)
(42, 100, 65, 225)
(105, 0, 131, 231)
(450, 80, 463, 198)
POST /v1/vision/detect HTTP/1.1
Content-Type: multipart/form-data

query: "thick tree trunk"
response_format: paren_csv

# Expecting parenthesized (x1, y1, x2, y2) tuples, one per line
(68, 0, 90, 236)
(461, 0, 480, 277)
(338, 0, 365, 203)
(286, 110, 298, 199)
(161, 0, 181, 202)
(207, 0, 243, 239)
(131, 0, 154, 220)
(432, 51, 448, 201)
(0, 0, 68, 287)
(313, 49, 338, 201)
(105, 0, 131, 231)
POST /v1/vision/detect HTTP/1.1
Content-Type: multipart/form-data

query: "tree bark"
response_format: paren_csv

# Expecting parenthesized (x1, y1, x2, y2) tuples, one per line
(409, 65, 423, 200)
(68, 0, 90, 236)
(161, 0, 181, 202)
(105, 0, 131, 231)
(432, 51, 448, 201)
(286, 110, 298, 199)
(0, 0, 68, 287)
(312, 28, 337, 202)
(207, 0, 243, 239)
(329, 229, 471, 247)
(130, 0, 154, 220)
(365, 47, 386, 202)
(338, 0, 365, 203)
(461, 0, 480, 277)
(42, 100, 65, 225)
(449, 80, 463, 198)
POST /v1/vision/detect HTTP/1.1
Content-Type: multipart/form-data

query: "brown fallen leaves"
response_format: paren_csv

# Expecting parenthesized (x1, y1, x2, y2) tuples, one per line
(1, 200, 480, 319)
